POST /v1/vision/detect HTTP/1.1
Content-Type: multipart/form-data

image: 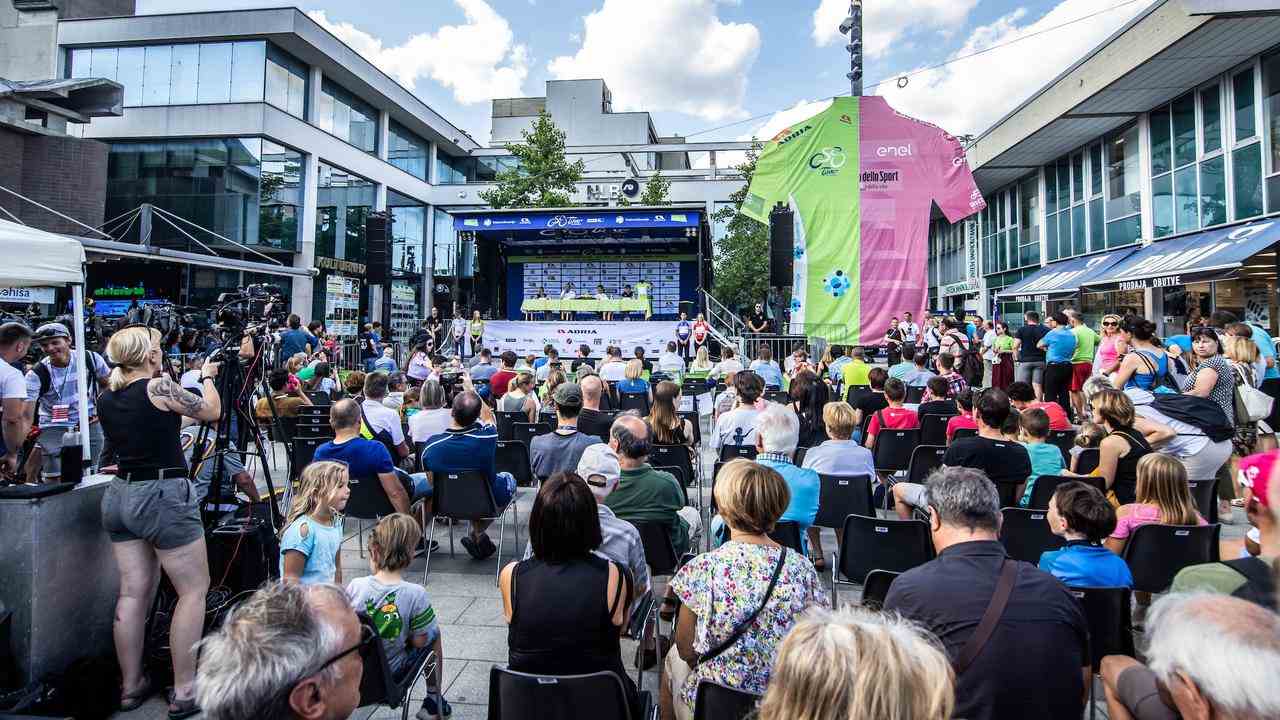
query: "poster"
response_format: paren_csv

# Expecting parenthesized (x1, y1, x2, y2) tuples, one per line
(521, 260, 681, 316)
(324, 275, 360, 339)
(742, 95, 985, 344)
(390, 281, 418, 344)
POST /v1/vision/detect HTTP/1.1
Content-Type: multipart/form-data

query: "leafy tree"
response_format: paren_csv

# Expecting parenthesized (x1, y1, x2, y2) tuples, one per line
(479, 111, 585, 208)
(638, 169, 671, 205)
(710, 142, 769, 312)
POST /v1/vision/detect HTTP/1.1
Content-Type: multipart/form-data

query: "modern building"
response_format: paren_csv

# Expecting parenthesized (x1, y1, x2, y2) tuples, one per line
(929, 0, 1280, 336)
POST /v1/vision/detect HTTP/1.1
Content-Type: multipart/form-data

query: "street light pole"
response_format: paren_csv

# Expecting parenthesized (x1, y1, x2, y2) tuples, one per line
(842, 1, 863, 97)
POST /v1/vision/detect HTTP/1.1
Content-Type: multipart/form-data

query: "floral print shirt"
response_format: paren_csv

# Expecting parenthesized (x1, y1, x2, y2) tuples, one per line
(668, 541, 828, 711)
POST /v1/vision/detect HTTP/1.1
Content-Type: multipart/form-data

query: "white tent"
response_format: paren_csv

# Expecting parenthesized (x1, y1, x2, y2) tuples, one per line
(0, 219, 91, 461)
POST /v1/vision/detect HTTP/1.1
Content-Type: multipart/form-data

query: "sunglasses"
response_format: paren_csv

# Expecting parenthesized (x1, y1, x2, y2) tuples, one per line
(250, 622, 376, 717)
(1102, 321, 1118, 326)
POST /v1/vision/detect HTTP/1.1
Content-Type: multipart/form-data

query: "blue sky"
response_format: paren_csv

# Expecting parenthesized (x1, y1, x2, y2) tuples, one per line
(139, 0, 1155, 145)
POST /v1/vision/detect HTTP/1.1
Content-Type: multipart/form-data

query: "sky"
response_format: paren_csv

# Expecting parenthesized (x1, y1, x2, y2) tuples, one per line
(137, 0, 1157, 148)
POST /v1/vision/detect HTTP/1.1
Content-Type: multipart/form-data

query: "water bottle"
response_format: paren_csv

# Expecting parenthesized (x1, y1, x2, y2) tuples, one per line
(59, 427, 83, 485)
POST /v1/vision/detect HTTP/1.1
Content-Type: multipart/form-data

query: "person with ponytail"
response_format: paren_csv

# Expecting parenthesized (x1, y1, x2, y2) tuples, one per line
(98, 326, 223, 718)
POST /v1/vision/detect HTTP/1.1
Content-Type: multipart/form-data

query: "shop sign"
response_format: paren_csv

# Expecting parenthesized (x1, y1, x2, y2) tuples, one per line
(941, 280, 977, 296)
(316, 256, 366, 275)
(1013, 294, 1049, 304)
(965, 220, 978, 281)
(0, 286, 54, 304)
(93, 284, 145, 298)
(1118, 275, 1183, 291)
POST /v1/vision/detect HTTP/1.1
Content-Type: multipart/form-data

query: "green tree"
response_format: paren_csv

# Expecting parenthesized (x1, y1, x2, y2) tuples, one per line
(479, 111, 585, 208)
(638, 169, 671, 205)
(710, 142, 769, 312)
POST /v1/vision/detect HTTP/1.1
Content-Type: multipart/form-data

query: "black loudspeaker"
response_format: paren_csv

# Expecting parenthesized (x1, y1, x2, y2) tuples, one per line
(365, 211, 392, 284)
(769, 203, 794, 288)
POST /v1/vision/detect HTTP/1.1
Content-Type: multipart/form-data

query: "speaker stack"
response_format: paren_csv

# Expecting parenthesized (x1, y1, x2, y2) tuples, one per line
(365, 211, 392, 284)
(769, 202, 795, 288)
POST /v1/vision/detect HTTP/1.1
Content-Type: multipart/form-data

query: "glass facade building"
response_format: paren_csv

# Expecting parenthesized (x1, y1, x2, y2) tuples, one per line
(316, 79, 378, 154)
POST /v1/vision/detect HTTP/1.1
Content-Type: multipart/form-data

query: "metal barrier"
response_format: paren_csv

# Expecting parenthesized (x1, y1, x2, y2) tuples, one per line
(742, 334, 809, 364)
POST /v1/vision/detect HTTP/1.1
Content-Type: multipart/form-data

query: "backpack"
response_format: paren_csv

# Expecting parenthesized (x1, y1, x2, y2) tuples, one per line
(1223, 556, 1278, 611)
(946, 332, 983, 387)
(33, 349, 98, 401)
(1149, 394, 1234, 442)
(1133, 350, 1181, 394)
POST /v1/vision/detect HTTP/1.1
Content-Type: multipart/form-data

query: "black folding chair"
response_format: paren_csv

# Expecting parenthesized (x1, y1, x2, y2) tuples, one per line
(356, 613, 437, 720)
(999, 507, 1065, 563)
(1122, 523, 1221, 594)
(718, 444, 757, 461)
(904, 445, 945, 486)
(488, 667, 647, 720)
(792, 446, 808, 466)
(426, 470, 520, 581)
(905, 385, 925, 404)
(918, 413, 953, 447)
(496, 440, 534, 488)
(846, 386, 872, 406)
(340, 472, 398, 564)
(872, 428, 919, 476)
(289, 436, 331, 481)
(693, 680, 760, 720)
(513, 422, 551, 449)
(768, 521, 804, 554)
(860, 569, 901, 610)
(619, 391, 650, 415)
(495, 411, 526, 441)
(813, 474, 875, 530)
(1068, 586, 1136, 720)
(1027, 475, 1106, 510)
(1048, 429, 1076, 465)
(832, 515, 933, 606)
(951, 427, 978, 441)
(764, 390, 790, 405)
(1074, 447, 1100, 474)
(630, 520, 681, 577)
(1187, 476, 1220, 524)
(677, 409, 702, 446)
(651, 444, 695, 488)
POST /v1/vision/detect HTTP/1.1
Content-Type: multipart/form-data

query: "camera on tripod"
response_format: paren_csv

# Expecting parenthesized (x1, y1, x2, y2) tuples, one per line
(214, 283, 288, 331)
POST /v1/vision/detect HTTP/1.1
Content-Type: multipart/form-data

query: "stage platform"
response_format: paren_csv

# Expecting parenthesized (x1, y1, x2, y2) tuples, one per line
(481, 320, 682, 356)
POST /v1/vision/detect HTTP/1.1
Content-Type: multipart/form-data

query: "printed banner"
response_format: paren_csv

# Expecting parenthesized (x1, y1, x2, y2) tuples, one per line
(742, 96, 985, 345)
(482, 321, 681, 358)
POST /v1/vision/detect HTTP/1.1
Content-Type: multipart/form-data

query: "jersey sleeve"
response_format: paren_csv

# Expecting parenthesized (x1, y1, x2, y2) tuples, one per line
(928, 129, 986, 223)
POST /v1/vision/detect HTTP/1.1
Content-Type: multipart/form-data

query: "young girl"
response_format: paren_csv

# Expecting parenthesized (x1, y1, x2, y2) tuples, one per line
(280, 461, 350, 584)
(1070, 422, 1106, 473)
(346, 514, 450, 719)
(1105, 453, 1205, 555)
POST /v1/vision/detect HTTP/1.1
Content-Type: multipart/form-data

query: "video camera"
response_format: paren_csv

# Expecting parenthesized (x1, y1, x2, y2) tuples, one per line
(214, 283, 288, 332)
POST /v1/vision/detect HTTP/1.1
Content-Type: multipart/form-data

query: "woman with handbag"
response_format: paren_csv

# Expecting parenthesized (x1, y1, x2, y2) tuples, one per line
(661, 460, 827, 720)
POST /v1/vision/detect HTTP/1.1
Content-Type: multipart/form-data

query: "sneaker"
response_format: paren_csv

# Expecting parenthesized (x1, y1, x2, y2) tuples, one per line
(459, 534, 485, 560)
(414, 538, 441, 558)
(475, 533, 498, 560)
(418, 694, 453, 719)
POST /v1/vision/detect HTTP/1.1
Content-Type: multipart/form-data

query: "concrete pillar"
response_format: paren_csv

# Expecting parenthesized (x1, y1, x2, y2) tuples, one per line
(423, 203, 435, 318)
(292, 151, 320, 319)
(377, 110, 390, 162)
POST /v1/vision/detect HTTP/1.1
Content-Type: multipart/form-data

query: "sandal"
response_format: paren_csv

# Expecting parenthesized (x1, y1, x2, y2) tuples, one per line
(658, 596, 679, 622)
(119, 677, 152, 712)
(167, 689, 200, 720)
(809, 554, 827, 572)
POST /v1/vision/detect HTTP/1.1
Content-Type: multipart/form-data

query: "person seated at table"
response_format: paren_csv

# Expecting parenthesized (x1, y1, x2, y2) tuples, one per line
(560, 282, 577, 321)
(535, 286, 547, 299)
(621, 284, 634, 299)
(595, 284, 612, 320)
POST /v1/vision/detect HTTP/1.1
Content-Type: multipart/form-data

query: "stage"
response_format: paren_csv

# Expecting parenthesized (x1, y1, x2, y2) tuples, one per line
(481, 320, 684, 356)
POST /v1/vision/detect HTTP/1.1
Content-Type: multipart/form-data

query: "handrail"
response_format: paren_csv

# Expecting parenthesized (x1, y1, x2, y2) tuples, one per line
(700, 289, 745, 356)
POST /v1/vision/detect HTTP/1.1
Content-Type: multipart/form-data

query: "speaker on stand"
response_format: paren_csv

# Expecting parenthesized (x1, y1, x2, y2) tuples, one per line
(365, 211, 392, 330)
(769, 202, 795, 331)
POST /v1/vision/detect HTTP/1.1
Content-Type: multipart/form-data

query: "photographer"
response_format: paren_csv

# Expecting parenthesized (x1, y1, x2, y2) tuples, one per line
(23, 322, 110, 482)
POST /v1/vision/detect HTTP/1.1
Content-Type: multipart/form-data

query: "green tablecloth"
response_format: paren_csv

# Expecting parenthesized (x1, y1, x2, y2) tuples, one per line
(520, 297, 651, 316)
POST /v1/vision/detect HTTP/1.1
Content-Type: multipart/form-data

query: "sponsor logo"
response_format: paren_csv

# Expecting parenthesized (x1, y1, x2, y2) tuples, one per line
(808, 146, 847, 175)
(547, 215, 584, 228)
(839, 114, 853, 125)
(773, 124, 813, 145)
(655, 215, 665, 221)
(519, 217, 531, 224)
(859, 169, 900, 184)
(875, 144, 913, 157)
(483, 218, 492, 226)
(671, 213, 688, 222)
(557, 328, 599, 335)
(615, 215, 625, 224)
(463, 218, 479, 227)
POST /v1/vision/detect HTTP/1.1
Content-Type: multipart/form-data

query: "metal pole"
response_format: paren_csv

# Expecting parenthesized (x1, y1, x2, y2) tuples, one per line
(845, 1, 864, 97)
(72, 284, 91, 463)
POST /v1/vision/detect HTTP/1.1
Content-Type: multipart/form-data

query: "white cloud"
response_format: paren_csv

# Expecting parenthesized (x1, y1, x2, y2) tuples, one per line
(878, 0, 1153, 137)
(308, 1, 528, 106)
(812, 0, 979, 59)
(548, 0, 761, 122)
(692, 98, 833, 169)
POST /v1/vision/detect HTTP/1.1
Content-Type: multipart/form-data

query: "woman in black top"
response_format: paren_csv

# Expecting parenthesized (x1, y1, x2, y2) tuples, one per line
(788, 369, 829, 448)
(98, 326, 223, 718)
(1068, 387, 1150, 504)
(500, 472, 636, 709)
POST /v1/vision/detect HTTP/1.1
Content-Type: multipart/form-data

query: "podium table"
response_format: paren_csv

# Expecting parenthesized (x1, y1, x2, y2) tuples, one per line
(520, 297, 651, 318)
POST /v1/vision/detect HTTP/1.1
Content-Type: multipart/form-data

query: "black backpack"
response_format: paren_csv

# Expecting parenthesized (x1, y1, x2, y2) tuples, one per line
(1149, 394, 1234, 442)
(946, 332, 983, 387)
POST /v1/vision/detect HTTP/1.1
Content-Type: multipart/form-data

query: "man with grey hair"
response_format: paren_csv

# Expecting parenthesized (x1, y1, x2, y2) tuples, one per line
(1102, 593, 1280, 720)
(749, 403, 819, 553)
(196, 581, 365, 720)
(884, 466, 1089, 720)
(603, 414, 701, 556)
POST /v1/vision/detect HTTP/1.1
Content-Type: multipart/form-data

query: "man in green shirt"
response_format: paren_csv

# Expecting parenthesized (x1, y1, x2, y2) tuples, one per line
(1066, 310, 1100, 422)
(840, 346, 872, 391)
(603, 415, 701, 556)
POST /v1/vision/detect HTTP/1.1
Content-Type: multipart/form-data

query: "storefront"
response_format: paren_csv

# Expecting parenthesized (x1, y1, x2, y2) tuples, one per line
(938, 280, 980, 316)
(993, 247, 1136, 326)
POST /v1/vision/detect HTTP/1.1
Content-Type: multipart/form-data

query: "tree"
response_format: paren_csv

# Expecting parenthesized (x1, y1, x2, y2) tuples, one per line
(479, 111, 585, 208)
(710, 142, 769, 312)
(638, 169, 671, 205)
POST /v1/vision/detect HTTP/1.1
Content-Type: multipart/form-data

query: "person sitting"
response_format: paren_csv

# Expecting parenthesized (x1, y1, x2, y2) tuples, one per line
(1001, 408, 1022, 442)
(687, 346, 715, 379)
(530, 383, 600, 480)
(360, 372, 412, 463)
(345, 514, 450, 719)
(935, 352, 969, 398)
(712, 370, 764, 453)
(488, 351, 519, 401)
(662, 459, 827, 720)
(849, 367, 890, 444)
(255, 368, 313, 420)
(1017, 407, 1065, 506)
(901, 350, 938, 388)
(596, 284, 612, 320)
(599, 345, 628, 383)
(1070, 421, 1106, 473)
(617, 359, 651, 398)
(713, 345, 744, 378)
(1101, 593, 1280, 720)
(420, 387, 515, 561)
(1038, 481, 1134, 587)
(497, 371, 539, 423)
(887, 347, 918, 382)
(195, 581, 364, 720)
(657, 341, 686, 376)
(751, 345, 785, 389)
(310, 361, 336, 396)
(800, 400, 876, 566)
(373, 346, 398, 373)
(893, 388, 1030, 518)
(916, 375, 954, 417)
(788, 369, 829, 448)
(534, 348, 560, 383)
(825, 344, 851, 385)
(884, 466, 1089, 720)
(839, 346, 872, 390)
(313, 399, 421, 515)
(1064, 388, 1151, 504)
(863, 378, 918, 450)
(755, 607, 955, 720)
(469, 348, 497, 382)
(944, 388, 979, 443)
(1007, 380, 1071, 431)
(648, 380, 695, 450)
(1171, 450, 1277, 609)
(576, 374, 613, 441)
(500, 472, 641, 715)
(1105, 453, 1205, 555)
(634, 346, 653, 373)
(409, 380, 452, 445)
(381, 372, 408, 412)
(603, 415, 701, 557)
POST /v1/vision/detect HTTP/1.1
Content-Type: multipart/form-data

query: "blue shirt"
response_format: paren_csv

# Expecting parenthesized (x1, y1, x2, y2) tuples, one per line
(1165, 334, 1192, 354)
(800, 439, 875, 479)
(827, 356, 851, 384)
(757, 454, 819, 553)
(752, 361, 785, 388)
(279, 328, 313, 358)
(1041, 327, 1077, 363)
(313, 436, 395, 480)
(279, 514, 343, 584)
(617, 378, 650, 395)
(421, 422, 498, 487)
(373, 357, 398, 373)
(1249, 324, 1279, 380)
(1038, 541, 1134, 588)
(1019, 442, 1066, 506)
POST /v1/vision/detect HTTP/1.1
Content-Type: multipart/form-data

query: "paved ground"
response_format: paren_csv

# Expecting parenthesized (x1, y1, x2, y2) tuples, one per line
(109, 410, 1251, 720)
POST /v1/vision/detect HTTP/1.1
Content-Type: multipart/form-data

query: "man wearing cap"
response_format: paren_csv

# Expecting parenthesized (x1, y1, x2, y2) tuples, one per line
(1171, 450, 1278, 610)
(0, 322, 34, 476)
(530, 382, 600, 481)
(24, 322, 110, 481)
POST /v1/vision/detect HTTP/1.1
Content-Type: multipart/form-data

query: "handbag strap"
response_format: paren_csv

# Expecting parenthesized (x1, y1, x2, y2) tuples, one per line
(697, 547, 787, 666)
(954, 559, 1018, 675)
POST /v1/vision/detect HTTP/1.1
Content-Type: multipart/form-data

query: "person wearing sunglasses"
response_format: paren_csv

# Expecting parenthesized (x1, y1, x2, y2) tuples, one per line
(1094, 314, 1125, 377)
(197, 581, 369, 720)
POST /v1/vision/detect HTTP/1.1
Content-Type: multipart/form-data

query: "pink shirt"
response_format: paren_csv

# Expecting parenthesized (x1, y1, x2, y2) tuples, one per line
(946, 414, 977, 442)
(1097, 335, 1121, 372)
(867, 407, 919, 439)
(1111, 503, 1207, 539)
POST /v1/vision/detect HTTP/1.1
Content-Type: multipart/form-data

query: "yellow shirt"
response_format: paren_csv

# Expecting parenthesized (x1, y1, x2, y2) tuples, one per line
(842, 359, 871, 387)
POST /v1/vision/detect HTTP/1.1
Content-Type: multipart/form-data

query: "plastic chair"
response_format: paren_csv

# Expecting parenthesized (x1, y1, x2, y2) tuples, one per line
(513, 422, 551, 449)
(832, 515, 933, 606)
(651, 444, 695, 488)
(904, 445, 946, 486)
(619, 391, 650, 415)
(496, 440, 534, 488)
(630, 520, 681, 577)
(1027, 475, 1106, 510)
(905, 385, 925, 404)
(1048, 429, 1077, 464)
(495, 411, 527, 441)
(860, 569, 901, 610)
(768, 521, 804, 554)
(918, 413, 953, 447)
(999, 507, 1065, 563)
(871, 428, 919, 475)
(356, 613, 437, 720)
(813, 474, 875, 530)
(951, 427, 978, 441)
(718, 444, 757, 461)
(692, 680, 760, 720)
(488, 667, 646, 720)
(1122, 523, 1221, 594)
(1067, 586, 1135, 720)
(1074, 448, 1100, 474)
(425, 470, 520, 581)
(1187, 476, 1220, 524)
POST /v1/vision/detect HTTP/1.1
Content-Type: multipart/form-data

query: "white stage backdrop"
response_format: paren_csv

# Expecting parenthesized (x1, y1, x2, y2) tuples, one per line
(483, 321, 681, 357)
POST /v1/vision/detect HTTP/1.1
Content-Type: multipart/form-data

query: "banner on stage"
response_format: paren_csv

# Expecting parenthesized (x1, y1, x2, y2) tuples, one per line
(482, 321, 681, 357)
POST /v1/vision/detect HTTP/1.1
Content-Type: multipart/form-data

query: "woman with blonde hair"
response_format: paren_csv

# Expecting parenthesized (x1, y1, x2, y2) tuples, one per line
(498, 370, 539, 422)
(648, 380, 694, 448)
(1105, 453, 1205, 555)
(757, 607, 954, 720)
(618, 358, 651, 397)
(1094, 313, 1126, 376)
(687, 346, 714, 378)
(1065, 388, 1150, 504)
(661, 459, 826, 720)
(98, 326, 223, 717)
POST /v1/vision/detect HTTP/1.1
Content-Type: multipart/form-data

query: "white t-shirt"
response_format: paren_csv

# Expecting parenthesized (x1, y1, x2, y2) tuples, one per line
(713, 405, 760, 452)
(600, 359, 627, 382)
(25, 351, 110, 426)
(409, 407, 453, 444)
(713, 358, 744, 378)
(657, 352, 686, 374)
(562, 289, 577, 300)
(901, 322, 921, 343)
(0, 361, 26, 401)
(361, 398, 405, 446)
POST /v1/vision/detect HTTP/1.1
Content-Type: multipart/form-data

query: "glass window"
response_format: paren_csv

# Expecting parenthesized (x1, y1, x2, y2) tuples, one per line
(316, 162, 375, 260)
(1153, 173, 1173, 238)
(316, 90, 335, 134)
(389, 121, 429, 181)
(1106, 123, 1141, 220)
(196, 42, 232, 104)
(1072, 153, 1084, 202)
(1106, 215, 1141, 248)
(1058, 210, 1070, 260)
(1200, 154, 1226, 226)
(1150, 106, 1172, 175)
(1056, 158, 1069, 210)
(1044, 164, 1057, 214)
(69, 48, 92, 78)
(229, 41, 266, 103)
(1071, 204, 1086, 255)
(170, 44, 199, 104)
(258, 140, 302, 250)
(1233, 141, 1264, 219)
(1201, 85, 1222, 154)
(116, 46, 144, 107)
(1174, 165, 1198, 232)
(1172, 93, 1197, 167)
(89, 47, 117, 80)
(265, 44, 307, 119)
(1235, 69, 1257, 142)
(435, 152, 470, 185)
(1019, 174, 1039, 248)
(318, 80, 379, 154)
(1089, 197, 1105, 251)
(1090, 144, 1103, 196)
(141, 45, 171, 106)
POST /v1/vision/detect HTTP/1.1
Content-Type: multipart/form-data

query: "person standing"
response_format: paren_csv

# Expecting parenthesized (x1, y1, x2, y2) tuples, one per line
(691, 313, 711, 353)
(674, 312, 693, 360)
(1066, 310, 1099, 421)
(980, 319, 997, 388)
(1013, 311, 1049, 400)
(1038, 312, 1078, 421)
(468, 310, 485, 359)
(900, 311, 920, 361)
(1093, 314, 1125, 377)
(428, 307, 444, 351)
(747, 303, 769, 335)
(990, 321, 1015, 390)
(24, 322, 110, 481)
(278, 314, 312, 360)
(883, 317, 904, 367)
(0, 323, 33, 477)
(450, 312, 468, 360)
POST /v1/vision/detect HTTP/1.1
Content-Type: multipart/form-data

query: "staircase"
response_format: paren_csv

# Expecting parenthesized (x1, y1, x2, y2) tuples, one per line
(700, 290, 745, 358)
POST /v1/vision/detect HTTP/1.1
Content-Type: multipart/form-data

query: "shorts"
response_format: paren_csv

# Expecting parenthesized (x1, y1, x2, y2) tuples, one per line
(1069, 363, 1092, 391)
(1115, 665, 1178, 720)
(397, 468, 433, 501)
(101, 476, 204, 550)
(894, 481, 928, 510)
(1016, 360, 1045, 385)
(36, 422, 104, 479)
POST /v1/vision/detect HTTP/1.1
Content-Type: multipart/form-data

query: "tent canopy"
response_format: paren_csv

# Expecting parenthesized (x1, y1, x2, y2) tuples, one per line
(0, 219, 86, 286)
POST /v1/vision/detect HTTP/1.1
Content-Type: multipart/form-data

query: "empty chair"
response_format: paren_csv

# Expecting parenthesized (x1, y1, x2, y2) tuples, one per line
(693, 680, 760, 720)
(1186, 476, 1220, 524)
(618, 391, 650, 415)
(904, 445, 945, 486)
(951, 427, 978, 441)
(999, 507, 1065, 563)
(425, 470, 520, 580)
(496, 440, 534, 488)
(356, 613, 437, 720)
(905, 385, 925, 404)
(1027, 474, 1106, 510)
(860, 569, 901, 610)
(813, 473, 875, 530)
(871, 428, 919, 475)
(651, 444, 695, 488)
(1047, 429, 1076, 464)
(1073, 447, 1100, 475)
(768, 521, 804, 554)
(1069, 586, 1135, 718)
(488, 667, 640, 720)
(832, 515, 933, 606)
(918, 413, 953, 447)
(718, 444, 757, 461)
(495, 411, 527, 441)
(513, 421, 551, 449)
(1122, 523, 1221, 594)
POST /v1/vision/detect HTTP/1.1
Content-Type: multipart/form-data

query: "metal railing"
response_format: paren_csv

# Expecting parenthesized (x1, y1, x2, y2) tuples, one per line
(700, 290, 745, 357)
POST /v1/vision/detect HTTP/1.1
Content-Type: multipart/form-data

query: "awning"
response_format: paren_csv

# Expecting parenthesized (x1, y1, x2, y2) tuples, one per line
(995, 247, 1136, 300)
(1083, 218, 1280, 292)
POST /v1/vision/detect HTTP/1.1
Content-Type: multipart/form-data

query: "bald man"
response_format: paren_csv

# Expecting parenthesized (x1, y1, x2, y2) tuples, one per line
(577, 374, 613, 442)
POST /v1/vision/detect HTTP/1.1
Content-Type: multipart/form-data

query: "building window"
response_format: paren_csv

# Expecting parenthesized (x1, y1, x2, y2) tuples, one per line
(1231, 65, 1264, 221)
(1018, 174, 1040, 267)
(1264, 51, 1280, 213)
(1045, 151, 1096, 261)
(389, 121, 429, 181)
(1105, 122, 1141, 248)
(316, 80, 378, 154)
(69, 40, 276, 109)
(265, 44, 307, 119)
